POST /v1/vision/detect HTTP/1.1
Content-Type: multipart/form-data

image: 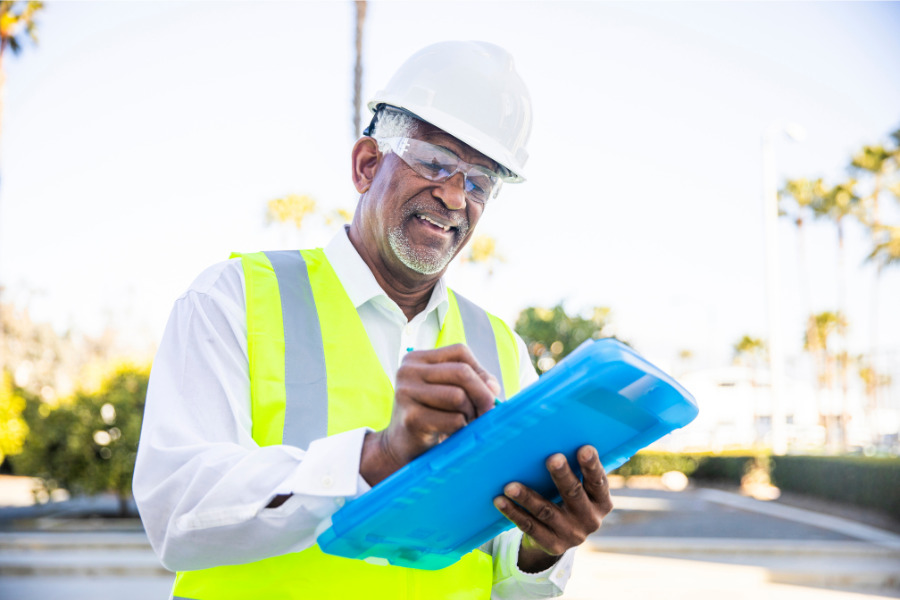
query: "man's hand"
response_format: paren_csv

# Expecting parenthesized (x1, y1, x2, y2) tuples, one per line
(360, 344, 500, 486)
(493, 445, 613, 573)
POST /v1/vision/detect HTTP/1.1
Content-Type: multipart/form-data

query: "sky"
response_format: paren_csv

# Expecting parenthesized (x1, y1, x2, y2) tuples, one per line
(2, 1, 899, 385)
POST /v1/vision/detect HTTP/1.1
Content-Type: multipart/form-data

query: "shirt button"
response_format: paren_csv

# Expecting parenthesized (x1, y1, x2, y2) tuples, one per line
(322, 475, 334, 488)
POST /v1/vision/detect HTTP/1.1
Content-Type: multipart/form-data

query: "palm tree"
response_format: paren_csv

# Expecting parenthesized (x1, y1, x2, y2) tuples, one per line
(779, 177, 828, 356)
(858, 357, 892, 445)
(814, 180, 860, 440)
(0, 1, 43, 140)
(676, 348, 694, 376)
(733, 335, 768, 444)
(733, 335, 767, 369)
(804, 310, 849, 451)
(0, 1, 40, 52)
(866, 225, 900, 269)
(814, 181, 860, 304)
(0, 1, 42, 279)
(850, 134, 899, 231)
(849, 128, 899, 422)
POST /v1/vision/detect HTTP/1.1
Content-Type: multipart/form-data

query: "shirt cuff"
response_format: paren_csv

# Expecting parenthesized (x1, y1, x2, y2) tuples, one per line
(277, 427, 370, 498)
(491, 528, 575, 599)
(175, 429, 371, 533)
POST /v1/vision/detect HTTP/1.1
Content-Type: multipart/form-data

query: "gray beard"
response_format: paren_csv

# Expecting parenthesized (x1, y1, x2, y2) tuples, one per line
(387, 204, 469, 275)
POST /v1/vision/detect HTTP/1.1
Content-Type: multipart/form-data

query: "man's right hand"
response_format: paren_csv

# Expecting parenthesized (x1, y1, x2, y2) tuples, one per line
(360, 343, 501, 486)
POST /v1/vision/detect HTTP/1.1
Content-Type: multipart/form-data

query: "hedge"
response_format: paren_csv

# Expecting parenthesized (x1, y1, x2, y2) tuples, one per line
(612, 452, 900, 521)
(770, 456, 900, 520)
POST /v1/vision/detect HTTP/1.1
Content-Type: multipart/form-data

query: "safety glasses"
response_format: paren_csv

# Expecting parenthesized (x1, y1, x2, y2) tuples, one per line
(381, 137, 502, 204)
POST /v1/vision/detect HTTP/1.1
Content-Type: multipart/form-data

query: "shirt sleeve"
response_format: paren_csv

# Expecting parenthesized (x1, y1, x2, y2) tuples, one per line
(133, 260, 370, 572)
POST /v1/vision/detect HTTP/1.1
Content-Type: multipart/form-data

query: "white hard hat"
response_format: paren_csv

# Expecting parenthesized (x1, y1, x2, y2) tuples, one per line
(367, 41, 532, 183)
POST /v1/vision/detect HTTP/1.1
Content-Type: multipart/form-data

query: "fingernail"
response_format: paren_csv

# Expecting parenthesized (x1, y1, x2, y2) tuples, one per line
(505, 483, 521, 497)
(494, 497, 507, 510)
(551, 455, 566, 470)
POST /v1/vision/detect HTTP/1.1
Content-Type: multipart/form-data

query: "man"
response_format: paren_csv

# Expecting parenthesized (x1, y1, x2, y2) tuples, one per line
(134, 41, 612, 599)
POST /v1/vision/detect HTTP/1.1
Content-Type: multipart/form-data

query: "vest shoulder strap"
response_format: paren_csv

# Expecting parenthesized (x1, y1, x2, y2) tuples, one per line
(449, 290, 521, 400)
(233, 250, 329, 449)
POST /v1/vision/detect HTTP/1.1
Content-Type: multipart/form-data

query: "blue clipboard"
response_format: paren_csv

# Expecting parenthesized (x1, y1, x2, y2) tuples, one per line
(316, 338, 698, 570)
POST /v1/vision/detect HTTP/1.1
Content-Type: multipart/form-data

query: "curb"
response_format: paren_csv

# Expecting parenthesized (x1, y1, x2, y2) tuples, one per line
(0, 531, 152, 551)
(589, 537, 900, 557)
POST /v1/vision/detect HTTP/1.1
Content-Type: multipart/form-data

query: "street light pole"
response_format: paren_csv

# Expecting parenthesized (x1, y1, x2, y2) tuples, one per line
(762, 123, 804, 456)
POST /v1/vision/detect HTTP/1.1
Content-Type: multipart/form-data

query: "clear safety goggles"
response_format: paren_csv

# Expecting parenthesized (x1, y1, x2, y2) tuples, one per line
(381, 137, 503, 204)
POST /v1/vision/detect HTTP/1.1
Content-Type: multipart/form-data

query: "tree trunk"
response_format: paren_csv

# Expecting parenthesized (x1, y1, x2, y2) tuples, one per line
(869, 268, 881, 421)
(867, 189, 882, 445)
(836, 224, 850, 453)
(352, 1, 367, 138)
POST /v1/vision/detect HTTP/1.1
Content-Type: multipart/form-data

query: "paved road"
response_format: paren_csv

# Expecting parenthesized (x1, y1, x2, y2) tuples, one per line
(1, 484, 898, 599)
(568, 486, 900, 599)
(601, 487, 895, 541)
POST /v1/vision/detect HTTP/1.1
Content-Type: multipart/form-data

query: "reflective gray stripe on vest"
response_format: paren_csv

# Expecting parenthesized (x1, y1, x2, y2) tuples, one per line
(264, 250, 328, 450)
(454, 292, 506, 402)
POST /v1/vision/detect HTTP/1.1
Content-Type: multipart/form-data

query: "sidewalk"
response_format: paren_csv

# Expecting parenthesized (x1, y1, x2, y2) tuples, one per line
(0, 482, 898, 599)
(563, 548, 900, 600)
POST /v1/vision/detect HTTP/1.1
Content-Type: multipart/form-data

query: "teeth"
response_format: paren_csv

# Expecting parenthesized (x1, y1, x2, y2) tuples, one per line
(417, 215, 451, 231)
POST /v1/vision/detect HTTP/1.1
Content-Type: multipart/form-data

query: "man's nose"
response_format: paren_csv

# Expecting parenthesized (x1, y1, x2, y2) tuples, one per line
(433, 172, 467, 210)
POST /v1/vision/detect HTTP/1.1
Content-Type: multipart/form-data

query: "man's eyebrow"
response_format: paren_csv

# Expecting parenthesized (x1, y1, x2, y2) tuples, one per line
(434, 139, 497, 172)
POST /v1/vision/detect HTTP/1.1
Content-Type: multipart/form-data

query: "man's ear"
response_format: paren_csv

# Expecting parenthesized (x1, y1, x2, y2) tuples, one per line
(352, 137, 381, 194)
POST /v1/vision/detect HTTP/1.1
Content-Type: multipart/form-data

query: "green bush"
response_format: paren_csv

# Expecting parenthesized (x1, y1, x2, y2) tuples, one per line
(613, 452, 701, 477)
(9, 362, 149, 514)
(691, 455, 758, 483)
(771, 456, 900, 520)
(612, 451, 759, 484)
(0, 371, 29, 464)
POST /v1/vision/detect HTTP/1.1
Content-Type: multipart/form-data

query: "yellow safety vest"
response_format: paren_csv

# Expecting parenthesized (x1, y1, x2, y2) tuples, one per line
(171, 249, 521, 599)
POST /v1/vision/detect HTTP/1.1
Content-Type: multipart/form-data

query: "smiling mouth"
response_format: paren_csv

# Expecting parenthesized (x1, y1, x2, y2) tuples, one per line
(416, 213, 456, 232)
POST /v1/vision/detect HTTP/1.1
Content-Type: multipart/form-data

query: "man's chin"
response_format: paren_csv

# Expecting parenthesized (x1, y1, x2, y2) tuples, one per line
(389, 224, 466, 276)
(401, 250, 453, 276)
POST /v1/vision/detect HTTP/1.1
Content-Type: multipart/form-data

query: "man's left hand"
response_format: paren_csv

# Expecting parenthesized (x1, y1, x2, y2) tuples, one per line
(493, 445, 613, 573)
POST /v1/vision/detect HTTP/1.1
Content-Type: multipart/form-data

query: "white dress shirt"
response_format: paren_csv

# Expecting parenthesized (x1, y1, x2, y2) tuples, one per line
(134, 230, 575, 598)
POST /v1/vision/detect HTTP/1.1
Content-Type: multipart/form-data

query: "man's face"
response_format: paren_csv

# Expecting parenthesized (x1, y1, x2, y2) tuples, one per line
(361, 123, 493, 280)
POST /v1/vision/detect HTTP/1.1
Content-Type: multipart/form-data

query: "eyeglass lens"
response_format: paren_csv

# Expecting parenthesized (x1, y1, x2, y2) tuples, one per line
(392, 138, 497, 203)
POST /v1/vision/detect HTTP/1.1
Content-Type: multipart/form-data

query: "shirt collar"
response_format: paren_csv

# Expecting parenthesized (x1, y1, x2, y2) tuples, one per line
(322, 227, 450, 326)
